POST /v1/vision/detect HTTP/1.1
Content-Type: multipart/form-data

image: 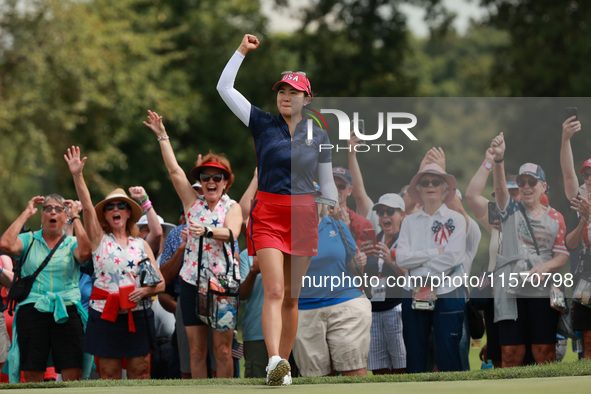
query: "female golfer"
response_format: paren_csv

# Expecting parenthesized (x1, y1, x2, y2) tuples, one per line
(217, 34, 339, 385)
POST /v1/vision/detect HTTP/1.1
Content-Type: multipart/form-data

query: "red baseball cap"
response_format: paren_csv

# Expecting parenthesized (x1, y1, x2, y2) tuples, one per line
(272, 71, 312, 96)
(579, 158, 591, 174)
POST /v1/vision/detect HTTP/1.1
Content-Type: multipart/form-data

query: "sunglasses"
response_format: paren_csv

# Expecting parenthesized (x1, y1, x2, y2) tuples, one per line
(281, 70, 307, 76)
(418, 178, 443, 187)
(583, 173, 591, 180)
(105, 202, 130, 211)
(336, 183, 348, 190)
(377, 208, 400, 217)
(199, 173, 224, 183)
(42, 205, 64, 213)
(517, 178, 538, 187)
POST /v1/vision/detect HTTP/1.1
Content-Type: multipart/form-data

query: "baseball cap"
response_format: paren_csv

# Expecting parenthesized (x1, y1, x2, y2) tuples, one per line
(192, 182, 202, 190)
(137, 214, 176, 235)
(372, 193, 406, 211)
(518, 163, 546, 183)
(332, 167, 352, 185)
(272, 71, 312, 96)
(579, 158, 591, 175)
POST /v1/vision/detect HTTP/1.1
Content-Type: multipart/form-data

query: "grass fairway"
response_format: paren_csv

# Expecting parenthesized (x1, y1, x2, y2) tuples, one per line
(2, 360, 590, 393)
(2, 377, 591, 393)
(4, 377, 588, 393)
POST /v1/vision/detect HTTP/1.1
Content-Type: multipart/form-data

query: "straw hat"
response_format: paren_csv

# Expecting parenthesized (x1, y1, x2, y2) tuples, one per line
(408, 163, 457, 205)
(94, 188, 143, 226)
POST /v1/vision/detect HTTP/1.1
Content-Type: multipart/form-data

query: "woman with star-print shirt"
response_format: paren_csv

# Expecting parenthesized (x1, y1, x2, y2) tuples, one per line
(143, 110, 242, 379)
(396, 163, 467, 374)
(65, 147, 165, 380)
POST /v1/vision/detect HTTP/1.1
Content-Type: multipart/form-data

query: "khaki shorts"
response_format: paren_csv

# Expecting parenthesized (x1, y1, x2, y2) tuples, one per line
(293, 296, 371, 377)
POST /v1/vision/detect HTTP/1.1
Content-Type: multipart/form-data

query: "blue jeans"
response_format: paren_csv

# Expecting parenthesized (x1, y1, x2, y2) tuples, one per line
(402, 288, 465, 373)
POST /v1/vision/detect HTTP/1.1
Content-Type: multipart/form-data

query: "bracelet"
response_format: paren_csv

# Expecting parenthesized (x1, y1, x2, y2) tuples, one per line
(140, 195, 149, 204)
(494, 156, 504, 163)
(141, 199, 152, 209)
(157, 135, 169, 141)
(482, 161, 492, 171)
(142, 203, 153, 214)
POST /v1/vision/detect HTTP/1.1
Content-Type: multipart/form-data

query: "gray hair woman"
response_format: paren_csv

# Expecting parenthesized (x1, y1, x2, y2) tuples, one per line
(0, 194, 92, 382)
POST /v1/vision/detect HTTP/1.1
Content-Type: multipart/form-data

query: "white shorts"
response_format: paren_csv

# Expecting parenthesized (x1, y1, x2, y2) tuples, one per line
(293, 296, 371, 377)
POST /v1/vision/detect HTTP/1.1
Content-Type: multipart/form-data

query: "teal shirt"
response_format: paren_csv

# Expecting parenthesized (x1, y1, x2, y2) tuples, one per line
(18, 230, 81, 301)
(3, 230, 92, 382)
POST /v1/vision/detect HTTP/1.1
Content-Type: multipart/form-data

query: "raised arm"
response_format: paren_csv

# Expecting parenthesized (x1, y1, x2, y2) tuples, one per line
(560, 115, 582, 201)
(143, 110, 196, 211)
(216, 34, 259, 126)
(491, 133, 509, 211)
(0, 196, 43, 256)
(65, 146, 103, 251)
(64, 198, 92, 263)
(419, 147, 446, 171)
(129, 186, 163, 254)
(465, 147, 495, 224)
(348, 131, 372, 217)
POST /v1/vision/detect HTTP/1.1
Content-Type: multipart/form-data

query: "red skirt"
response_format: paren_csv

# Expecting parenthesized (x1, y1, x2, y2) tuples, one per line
(247, 191, 318, 256)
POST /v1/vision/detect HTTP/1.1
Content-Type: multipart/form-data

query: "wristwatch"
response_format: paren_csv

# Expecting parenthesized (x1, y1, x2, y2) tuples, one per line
(204, 226, 214, 238)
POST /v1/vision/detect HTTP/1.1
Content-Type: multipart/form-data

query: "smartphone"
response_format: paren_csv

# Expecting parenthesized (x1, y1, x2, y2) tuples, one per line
(314, 195, 336, 208)
(351, 118, 365, 134)
(361, 227, 376, 246)
(488, 201, 501, 225)
(565, 107, 578, 121)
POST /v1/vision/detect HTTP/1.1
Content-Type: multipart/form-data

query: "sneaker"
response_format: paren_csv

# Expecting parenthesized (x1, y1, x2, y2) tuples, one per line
(282, 371, 292, 386)
(266, 356, 290, 386)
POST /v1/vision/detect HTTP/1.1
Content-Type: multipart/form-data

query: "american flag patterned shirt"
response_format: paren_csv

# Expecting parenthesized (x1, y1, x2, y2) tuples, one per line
(180, 194, 237, 286)
(90, 233, 147, 313)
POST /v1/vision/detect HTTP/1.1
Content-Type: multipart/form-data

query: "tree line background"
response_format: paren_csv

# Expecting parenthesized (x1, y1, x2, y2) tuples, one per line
(1, 0, 590, 267)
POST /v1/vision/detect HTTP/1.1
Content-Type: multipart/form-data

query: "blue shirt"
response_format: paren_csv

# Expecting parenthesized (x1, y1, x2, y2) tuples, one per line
(159, 224, 186, 297)
(298, 218, 362, 309)
(249, 106, 332, 195)
(239, 249, 264, 341)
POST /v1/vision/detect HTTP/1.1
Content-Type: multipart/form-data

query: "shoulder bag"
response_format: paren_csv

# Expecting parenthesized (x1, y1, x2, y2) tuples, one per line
(5, 234, 66, 315)
(196, 229, 240, 332)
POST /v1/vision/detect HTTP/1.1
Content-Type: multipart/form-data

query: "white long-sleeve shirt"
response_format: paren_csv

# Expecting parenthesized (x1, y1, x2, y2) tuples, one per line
(397, 204, 467, 295)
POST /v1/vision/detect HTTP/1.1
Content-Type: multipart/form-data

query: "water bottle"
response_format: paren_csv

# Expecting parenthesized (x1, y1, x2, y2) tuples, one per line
(572, 331, 584, 353)
(481, 360, 493, 370)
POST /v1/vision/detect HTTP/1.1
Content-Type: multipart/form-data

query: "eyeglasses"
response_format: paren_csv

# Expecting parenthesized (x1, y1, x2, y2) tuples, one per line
(42, 205, 64, 213)
(418, 178, 443, 187)
(105, 202, 130, 211)
(200, 173, 224, 183)
(281, 70, 307, 76)
(336, 183, 348, 190)
(377, 208, 400, 217)
(583, 173, 591, 180)
(517, 178, 538, 187)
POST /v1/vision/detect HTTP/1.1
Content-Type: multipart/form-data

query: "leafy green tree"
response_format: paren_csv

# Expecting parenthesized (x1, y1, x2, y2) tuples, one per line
(0, 0, 185, 228)
(481, 0, 591, 96)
